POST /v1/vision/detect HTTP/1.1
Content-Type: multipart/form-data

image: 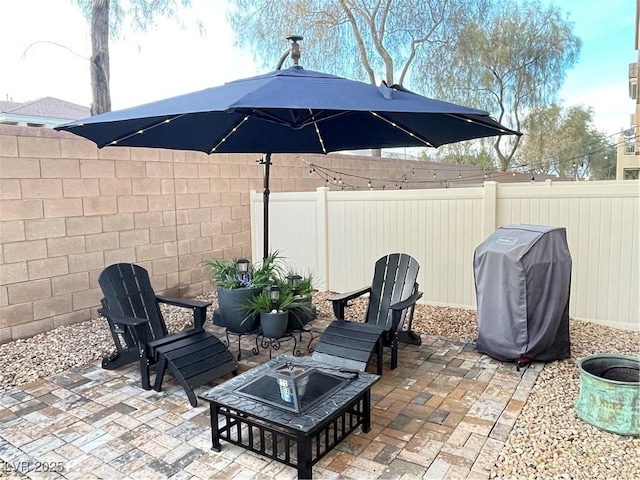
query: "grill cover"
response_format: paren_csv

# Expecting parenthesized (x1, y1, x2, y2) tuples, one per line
(473, 225, 572, 362)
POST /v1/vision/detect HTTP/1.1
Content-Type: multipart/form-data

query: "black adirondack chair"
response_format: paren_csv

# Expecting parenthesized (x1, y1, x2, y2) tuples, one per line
(312, 253, 423, 375)
(98, 263, 237, 406)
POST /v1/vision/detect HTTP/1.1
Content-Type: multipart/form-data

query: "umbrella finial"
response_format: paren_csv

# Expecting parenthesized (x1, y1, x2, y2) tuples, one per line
(276, 35, 304, 70)
(288, 35, 303, 66)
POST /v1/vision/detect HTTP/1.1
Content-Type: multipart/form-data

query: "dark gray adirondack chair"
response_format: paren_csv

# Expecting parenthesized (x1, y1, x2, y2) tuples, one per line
(313, 253, 422, 374)
(98, 263, 237, 406)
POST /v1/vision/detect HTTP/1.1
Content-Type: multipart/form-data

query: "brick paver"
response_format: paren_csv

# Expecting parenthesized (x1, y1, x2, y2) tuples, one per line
(0, 320, 542, 479)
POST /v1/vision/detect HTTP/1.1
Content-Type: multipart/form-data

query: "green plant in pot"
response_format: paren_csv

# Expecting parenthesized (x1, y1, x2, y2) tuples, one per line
(283, 271, 317, 332)
(245, 285, 312, 339)
(204, 252, 284, 333)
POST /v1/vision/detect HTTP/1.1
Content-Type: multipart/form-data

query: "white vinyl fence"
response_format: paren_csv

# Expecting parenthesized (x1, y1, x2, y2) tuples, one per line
(251, 180, 640, 331)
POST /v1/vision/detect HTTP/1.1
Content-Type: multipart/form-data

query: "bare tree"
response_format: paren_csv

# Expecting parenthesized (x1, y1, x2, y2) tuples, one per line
(227, 0, 475, 156)
(90, 0, 110, 115)
(227, 0, 473, 88)
(74, 0, 195, 115)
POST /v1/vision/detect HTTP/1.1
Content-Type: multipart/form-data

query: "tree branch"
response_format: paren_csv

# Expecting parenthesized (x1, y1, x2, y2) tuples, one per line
(338, 0, 377, 84)
(22, 41, 89, 62)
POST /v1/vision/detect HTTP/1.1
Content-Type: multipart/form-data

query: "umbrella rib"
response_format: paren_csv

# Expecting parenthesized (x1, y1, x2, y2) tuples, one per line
(445, 113, 513, 134)
(250, 109, 348, 129)
(104, 114, 188, 147)
(210, 115, 251, 153)
(244, 109, 306, 128)
(306, 111, 352, 126)
(370, 112, 434, 147)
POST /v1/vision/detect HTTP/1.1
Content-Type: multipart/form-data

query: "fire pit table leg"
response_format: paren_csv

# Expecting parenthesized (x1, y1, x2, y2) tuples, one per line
(362, 390, 372, 433)
(209, 403, 221, 452)
(296, 432, 313, 479)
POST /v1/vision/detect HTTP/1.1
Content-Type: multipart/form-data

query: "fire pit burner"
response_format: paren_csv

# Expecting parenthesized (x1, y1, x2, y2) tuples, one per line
(235, 362, 351, 413)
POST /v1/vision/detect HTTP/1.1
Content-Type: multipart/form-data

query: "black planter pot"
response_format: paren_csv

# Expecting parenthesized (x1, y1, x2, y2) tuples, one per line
(217, 286, 261, 333)
(287, 297, 317, 332)
(260, 311, 289, 338)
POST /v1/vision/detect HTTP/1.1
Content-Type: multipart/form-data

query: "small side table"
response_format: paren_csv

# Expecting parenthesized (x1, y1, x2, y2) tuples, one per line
(258, 332, 298, 358)
(223, 328, 260, 361)
(289, 324, 317, 355)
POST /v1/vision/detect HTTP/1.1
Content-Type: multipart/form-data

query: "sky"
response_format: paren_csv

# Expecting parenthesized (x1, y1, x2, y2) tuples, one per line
(0, 0, 636, 137)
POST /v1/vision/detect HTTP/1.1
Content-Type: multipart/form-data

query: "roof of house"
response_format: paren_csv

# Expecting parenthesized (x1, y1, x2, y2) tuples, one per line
(0, 97, 90, 120)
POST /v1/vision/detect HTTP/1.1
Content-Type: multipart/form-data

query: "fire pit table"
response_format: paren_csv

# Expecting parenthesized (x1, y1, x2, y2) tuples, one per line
(200, 354, 379, 479)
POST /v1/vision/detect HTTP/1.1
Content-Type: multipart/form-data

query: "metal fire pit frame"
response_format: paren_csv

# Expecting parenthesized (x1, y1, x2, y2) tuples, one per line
(200, 355, 379, 479)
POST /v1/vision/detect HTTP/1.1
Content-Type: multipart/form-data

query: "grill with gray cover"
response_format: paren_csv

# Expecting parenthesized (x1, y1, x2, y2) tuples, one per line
(473, 225, 572, 363)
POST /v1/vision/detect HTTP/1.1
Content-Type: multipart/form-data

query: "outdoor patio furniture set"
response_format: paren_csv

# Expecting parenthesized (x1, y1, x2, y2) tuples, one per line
(97, 253, 423, 478)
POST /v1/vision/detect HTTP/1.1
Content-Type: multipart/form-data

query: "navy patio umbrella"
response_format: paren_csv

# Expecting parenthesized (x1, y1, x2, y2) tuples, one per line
(56, 40, 519, 258)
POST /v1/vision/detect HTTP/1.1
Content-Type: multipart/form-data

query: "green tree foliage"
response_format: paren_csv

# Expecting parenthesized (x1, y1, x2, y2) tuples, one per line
(518, 104, 616, 180)
(419, 139, 496, 171)
(423, 0, 581, 171)
(74, 0, 193, 114)
(227, 0, 474, 86)
(590, 144, 617, 180)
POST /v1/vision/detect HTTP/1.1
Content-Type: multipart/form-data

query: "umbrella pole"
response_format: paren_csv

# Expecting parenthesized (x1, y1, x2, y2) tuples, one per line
(262, 153, 271, 260)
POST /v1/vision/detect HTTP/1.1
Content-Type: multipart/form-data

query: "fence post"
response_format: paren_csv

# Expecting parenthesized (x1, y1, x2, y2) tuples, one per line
(315, 187, 329, 291)
(482, 181, 498, 238)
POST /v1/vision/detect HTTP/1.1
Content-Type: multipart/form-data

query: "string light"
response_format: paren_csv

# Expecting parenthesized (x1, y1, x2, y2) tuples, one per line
(210, 115, 250, 153)
(103, 114, 185, 147)
(370, 112, 433, 147)
(295, 130, 630, 190)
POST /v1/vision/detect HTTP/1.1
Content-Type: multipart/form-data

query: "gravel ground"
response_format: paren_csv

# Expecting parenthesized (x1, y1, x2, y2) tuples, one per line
(1, 290, 638, 479)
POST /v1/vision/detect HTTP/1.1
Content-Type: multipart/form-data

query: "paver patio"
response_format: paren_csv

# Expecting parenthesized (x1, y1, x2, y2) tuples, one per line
(0, 318, 541, 479)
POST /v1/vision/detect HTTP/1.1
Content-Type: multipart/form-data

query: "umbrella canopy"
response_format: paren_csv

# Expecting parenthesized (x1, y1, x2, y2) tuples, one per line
(56, 64, 520, 258)
(56, 66, 518, 154)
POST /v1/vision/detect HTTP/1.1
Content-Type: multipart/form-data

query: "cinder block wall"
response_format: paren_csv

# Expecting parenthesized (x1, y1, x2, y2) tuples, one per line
(0, 125, 437, 342)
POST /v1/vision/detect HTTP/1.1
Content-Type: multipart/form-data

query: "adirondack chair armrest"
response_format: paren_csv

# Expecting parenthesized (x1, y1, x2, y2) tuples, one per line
(390, 290, 424, 333)
(156, 295, 211, 330)
(100, 309, 150, 355)
(328, 286, 371, 320)
(390, 290, 423, 312)
(327, 286, 371, 303)
(156, 295, 211, 309)
(100, 309, 149, 327)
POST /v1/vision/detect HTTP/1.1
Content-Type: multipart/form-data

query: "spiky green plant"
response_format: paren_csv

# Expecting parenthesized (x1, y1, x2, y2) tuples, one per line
(203, 251, 285, 289)
(243, 289, 312, 316)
